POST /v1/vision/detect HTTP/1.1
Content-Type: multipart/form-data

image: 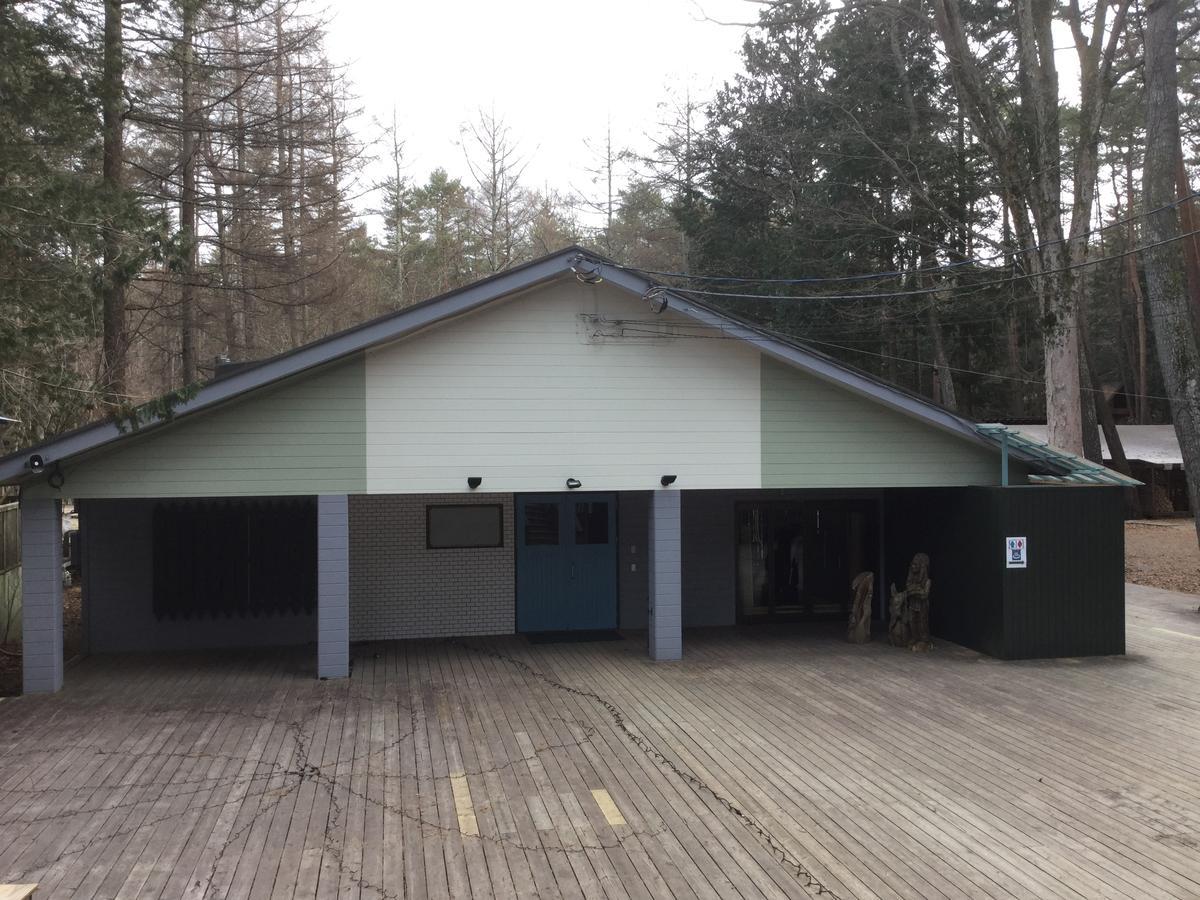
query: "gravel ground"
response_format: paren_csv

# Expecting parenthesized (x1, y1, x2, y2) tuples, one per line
(1125, 519, 1200, 596)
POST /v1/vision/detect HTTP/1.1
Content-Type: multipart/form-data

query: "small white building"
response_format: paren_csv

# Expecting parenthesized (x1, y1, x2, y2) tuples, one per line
(0, 247, 1136, 693)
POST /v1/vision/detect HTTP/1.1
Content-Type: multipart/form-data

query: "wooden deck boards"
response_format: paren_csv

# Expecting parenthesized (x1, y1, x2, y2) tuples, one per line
(2, 584, 1200, 899)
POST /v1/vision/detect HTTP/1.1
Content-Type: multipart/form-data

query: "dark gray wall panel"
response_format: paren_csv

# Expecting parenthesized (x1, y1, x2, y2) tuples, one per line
(618, 492, 650, 629)
(81, 499, 316, 653)
(681, 491, 737, 627)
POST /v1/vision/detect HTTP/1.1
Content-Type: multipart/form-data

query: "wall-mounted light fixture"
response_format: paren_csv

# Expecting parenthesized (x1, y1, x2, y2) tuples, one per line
(660, 474, 677, 487)
(27, 454, 44, 473)
(643, 286, 669, 314)
(47, 464, 65, 491)
(570, 254, 604, 285)
(565, 477, 582, 490)
(467, 476, 482, 490)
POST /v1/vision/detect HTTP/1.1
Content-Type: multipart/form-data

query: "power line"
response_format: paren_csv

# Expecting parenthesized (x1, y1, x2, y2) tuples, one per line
(603, 191, 1200, 288)
(609, 225, 1200, 303)
(0, 368, 131, 402)
(613, 322, 1194, 406)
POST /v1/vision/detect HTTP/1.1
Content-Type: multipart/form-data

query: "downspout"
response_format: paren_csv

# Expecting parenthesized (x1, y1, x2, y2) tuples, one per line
(1000, 429, 1010, 487)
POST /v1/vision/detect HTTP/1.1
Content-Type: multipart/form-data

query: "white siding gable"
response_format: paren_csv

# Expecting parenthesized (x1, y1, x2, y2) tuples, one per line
(365, 277, 763, 493)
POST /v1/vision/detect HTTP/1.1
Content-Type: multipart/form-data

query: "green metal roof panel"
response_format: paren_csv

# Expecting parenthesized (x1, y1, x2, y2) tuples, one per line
(977, 425, 1142, 487)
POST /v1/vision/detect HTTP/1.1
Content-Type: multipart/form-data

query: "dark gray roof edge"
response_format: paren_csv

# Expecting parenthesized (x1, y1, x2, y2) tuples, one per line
(595, 263, 994, 452)
(1, 244, 1024, 483)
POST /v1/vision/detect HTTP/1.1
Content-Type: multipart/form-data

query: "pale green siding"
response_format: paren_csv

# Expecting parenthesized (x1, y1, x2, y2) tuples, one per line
(760, 356, 1001, 488)
(30, 358, 366, 499)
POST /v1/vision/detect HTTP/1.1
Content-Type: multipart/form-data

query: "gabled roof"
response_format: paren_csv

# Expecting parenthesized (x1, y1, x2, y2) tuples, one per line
(0, 245, 1104, 485)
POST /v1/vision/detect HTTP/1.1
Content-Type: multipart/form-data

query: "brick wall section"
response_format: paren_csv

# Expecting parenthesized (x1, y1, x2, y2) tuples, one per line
(348, 493, 515, 641)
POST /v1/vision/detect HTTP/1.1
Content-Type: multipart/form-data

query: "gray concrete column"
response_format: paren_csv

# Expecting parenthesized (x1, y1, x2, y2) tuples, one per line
(648, 489, 682, 661)
(21, 496, 63, 694)
(317, 494, 350, 679)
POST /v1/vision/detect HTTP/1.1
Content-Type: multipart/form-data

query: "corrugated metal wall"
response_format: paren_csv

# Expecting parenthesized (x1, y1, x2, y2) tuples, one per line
(885, 485, 1124, 659)
(997, 486, 1125, 658)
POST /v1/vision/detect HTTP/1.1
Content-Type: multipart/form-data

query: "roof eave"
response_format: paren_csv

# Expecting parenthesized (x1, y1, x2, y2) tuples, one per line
(0, 251, 576, 483)
(595, 264, 995, 452)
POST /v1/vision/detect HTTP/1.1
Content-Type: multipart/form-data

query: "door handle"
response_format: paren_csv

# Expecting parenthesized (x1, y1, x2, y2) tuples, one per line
(570, 563, 577, 580)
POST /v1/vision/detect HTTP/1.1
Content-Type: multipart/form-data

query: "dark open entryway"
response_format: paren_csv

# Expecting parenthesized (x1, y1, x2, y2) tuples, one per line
(735, 497, 880, 623)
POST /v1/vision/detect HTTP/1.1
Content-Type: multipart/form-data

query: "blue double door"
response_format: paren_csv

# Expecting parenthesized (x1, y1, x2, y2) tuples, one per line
(516, 493, 618, 632)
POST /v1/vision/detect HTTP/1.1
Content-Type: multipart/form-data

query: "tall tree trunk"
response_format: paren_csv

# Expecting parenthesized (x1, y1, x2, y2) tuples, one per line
(1177, 149, 1200, 332)
(179, 0, 197, 385)
(926, 292, 957, 411)
(391, 107, 404, 308)
(231, 20, 249, 360)
(889, 16, 956, 411)
(294, 67, 308, 343)
(1126, 154, 1150, 423)
(1082, 306, 1142, 516)
(274, 4, 299, 347)
(1142, 0, 1200, 546)
(933, 0, 1128, 455)
(1007, 304, 1024, 418)
(100, 0, 127, 401)
(1080, 359, 1103, 461)
(217, 182, 235, 357)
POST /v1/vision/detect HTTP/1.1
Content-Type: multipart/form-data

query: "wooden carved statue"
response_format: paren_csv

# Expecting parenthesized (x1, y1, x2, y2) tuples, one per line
(889, 553, 933, 651)
(847, 571, 873, 644)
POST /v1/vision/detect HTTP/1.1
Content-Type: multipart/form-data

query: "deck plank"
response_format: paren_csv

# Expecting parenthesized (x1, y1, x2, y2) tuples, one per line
(2, 584, 1200, 899)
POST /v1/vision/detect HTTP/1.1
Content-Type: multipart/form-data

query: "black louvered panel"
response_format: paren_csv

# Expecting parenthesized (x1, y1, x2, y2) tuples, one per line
(153, 498, 316, 620)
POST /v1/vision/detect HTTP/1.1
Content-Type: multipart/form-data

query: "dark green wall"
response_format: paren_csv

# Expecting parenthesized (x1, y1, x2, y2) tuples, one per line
(996, 486, 1125, 658)
(884, 486, 1124, 659)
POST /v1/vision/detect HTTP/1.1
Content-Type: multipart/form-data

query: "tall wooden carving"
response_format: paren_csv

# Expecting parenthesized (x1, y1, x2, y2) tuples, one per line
(889, 553, 932, 651)
(847, 571, 873, 643)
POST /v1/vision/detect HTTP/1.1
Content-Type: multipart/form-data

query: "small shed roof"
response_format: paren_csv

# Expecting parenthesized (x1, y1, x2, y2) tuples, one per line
(1014, 424, 1182, 468)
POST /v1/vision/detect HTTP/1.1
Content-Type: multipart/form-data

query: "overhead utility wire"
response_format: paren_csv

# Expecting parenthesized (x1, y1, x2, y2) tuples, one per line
(606, 226, 1200, 303)
(604, 191, 1200, 286)
(614, 324, 1195, 406)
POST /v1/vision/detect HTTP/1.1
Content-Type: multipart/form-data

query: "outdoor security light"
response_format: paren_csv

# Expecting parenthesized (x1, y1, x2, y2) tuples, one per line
(660, 474, 677, 487)
(565, 477, 582, 490)
(28, 454, 44, 473)
(467, 476, 482, 489)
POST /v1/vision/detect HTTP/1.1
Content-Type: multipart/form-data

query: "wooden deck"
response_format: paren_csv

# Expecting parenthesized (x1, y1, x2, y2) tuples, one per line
(1, 584, 1199, 899)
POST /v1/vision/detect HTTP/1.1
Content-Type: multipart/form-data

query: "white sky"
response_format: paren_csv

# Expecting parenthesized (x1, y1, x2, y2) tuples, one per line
(322, 3, 1100, 236)
(322, 0, 753, 228)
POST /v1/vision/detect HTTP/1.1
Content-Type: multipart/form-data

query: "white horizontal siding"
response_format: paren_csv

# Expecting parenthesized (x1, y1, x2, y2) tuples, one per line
(365, 279, 763, 493)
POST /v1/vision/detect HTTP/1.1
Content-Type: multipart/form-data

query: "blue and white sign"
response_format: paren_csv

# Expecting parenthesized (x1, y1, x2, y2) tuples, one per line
(1006, 536, 1028, 569)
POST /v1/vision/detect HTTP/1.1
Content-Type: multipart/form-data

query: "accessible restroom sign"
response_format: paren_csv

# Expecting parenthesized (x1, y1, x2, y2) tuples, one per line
(1006, 536, 1028, 569)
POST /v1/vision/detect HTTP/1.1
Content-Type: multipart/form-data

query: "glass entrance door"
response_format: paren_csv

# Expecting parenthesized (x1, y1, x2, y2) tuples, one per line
(736, 499, 877, 621)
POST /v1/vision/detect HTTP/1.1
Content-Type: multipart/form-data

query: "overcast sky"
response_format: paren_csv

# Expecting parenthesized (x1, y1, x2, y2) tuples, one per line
(322, 0, 753, 226)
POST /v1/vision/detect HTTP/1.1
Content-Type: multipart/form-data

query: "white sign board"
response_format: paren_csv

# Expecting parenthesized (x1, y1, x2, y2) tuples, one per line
(1006, 536, 1028, 569)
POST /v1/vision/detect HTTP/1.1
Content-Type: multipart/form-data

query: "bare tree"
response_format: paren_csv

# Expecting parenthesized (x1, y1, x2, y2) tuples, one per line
(100, 0, 128, 401)
(178, 0, 199, 384)
(463, 108, 531, 272)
